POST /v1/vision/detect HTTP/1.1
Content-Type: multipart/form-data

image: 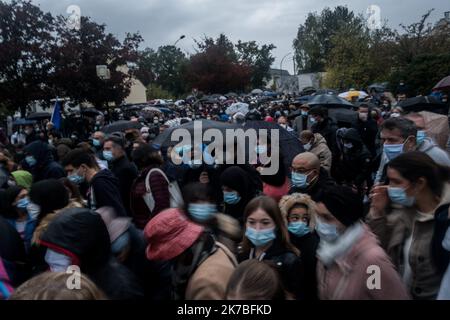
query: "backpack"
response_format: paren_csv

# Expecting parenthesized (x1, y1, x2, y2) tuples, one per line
(143, 168, 184, 212)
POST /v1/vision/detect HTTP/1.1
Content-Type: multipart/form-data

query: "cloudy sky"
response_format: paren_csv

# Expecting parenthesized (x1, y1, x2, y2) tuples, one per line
(29, 0, 450, 74)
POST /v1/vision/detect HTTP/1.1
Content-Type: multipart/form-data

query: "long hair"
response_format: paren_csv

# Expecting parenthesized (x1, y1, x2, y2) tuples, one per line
(388, 151, 450, 198)
(241, 195, 300, 256)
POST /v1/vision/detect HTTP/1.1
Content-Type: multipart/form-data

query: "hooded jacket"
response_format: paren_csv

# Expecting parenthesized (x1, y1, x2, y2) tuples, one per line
(309, 133, 332, 173)
(40, 207, 143, 299)
(89, 169, 127, 217)
(23, 141, 65, 182)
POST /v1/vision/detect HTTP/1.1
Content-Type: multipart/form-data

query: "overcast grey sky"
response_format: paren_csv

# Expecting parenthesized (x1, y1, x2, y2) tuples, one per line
(29, 0, 450, 74)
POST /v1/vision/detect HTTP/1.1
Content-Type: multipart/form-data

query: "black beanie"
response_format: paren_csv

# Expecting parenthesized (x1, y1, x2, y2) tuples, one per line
(314, 185, 364, 226)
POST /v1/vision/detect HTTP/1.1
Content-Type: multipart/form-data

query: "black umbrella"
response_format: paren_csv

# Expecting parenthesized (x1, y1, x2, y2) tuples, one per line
(26, 112, 51, 121)
(308, 94, 354, 109)
(243, 120, 304, 172)
(153, 119, 240, 148)
(101, 120, 142, 134)
(398, 96, 448, 115)
(315, 89, 338, 95)
(81, 108, 103, 117)
(13, 118, 37, 126)
(368, 83, 387, 93)
(433, 76, 450, 91)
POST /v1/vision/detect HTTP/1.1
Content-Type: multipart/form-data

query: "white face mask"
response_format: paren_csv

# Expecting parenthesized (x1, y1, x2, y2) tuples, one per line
(303, 142, 312, 151)
(45, 249, 72, 272)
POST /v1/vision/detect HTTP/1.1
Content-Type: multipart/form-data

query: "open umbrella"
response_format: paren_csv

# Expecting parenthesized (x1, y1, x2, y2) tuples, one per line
(308, 94, 354, 109)
(315, 89, 338, 95)
(225, 102, 249, 116)
(153, 119, 240, 148)
(251, 89, 263, 95)
(243, 120, 304, 172)
(225, 92, 238, 97)
(398, 96, 448, 115)
(13, 119, 37, 126)
(102, 120, 142, 134)
(26, 112, 51, 121)
(368, 83, 387, 93)
(81, 108, 103, 117)
(164, 118, 192, 128)
(142, 106, 163, 113)
(433, 76, 450, 91)
(338, 90, 369, 101)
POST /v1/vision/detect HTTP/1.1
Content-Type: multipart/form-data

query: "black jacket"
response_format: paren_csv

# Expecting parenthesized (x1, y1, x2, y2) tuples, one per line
(23, 141, 66, 182)
(289, 231, 320, 300)
(90, 169, 127, 217)
(352, 119, 379, 156)
(311, 117, 338, 154)
(40, 208, 143, 299)
(110, 156, 138, 216)
(289, 167, 336, 200)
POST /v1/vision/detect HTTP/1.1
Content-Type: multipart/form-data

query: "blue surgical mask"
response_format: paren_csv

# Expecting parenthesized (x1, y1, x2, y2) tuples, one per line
(188, 203, 217, 222)
(383, 143, 404, 161)
(255, 145, 267, 155)
(388, 186, 415, 207)
(16, 197, 30, 210)
(245, 226, 276, 247)
(223, 191, 241, 205)
(25, 155, 37, 167)
(103, 150, 114, 161)
(301, 111, 308, 116)
(288, 221, 310, 237)
(416, 130, 426, 145)
(68, 172, 85, 185)
(315, 218, 340, 243)
(92, 138, 101, 147)
(291, 172, 309, 188)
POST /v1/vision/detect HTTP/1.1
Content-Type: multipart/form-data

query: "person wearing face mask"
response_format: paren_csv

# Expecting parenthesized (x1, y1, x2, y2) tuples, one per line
(374, 117, 450, 184)
(220, 166, 258, 224)
(103, 136, 138, 217)
(40, 207, 144, 300)
(314, 185, 409, 300)
(289, 152, 336, 199)
(22, 141, 66, 182)
(368, 151, 450, 299)
(277, 116, 294, 132)
(279, 193, 320, 300)
(406, 112, 449, 151)
(129, 143, 170, 229)
(62, 149, 127, 217)
(144, 207, 238, 300)
(352, 104, 379, 157)
(299, 130, 332, 173)
(238, 196, 304, 299)
(23, 125, 38, 145)
(0, 186, 37, 252)
(293, 104, 312, 133)
(91, 131, 106, 160)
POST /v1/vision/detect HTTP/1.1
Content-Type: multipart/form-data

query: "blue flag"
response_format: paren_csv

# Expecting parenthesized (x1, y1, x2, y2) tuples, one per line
(51, 99, 61, 129)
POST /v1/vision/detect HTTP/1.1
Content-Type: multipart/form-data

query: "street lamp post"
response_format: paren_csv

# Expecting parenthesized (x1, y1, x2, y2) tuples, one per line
(173, 35, 186, 46)
(279, 52, 292, 92)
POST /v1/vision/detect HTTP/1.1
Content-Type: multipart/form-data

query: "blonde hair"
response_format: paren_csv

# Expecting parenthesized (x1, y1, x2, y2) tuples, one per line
(10, 272, 107, 300)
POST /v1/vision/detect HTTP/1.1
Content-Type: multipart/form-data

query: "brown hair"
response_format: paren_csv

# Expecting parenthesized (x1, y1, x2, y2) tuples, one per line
(10, 271, 107, 300)
(241, 196, 300, 256)
(226, 259, 286, 300)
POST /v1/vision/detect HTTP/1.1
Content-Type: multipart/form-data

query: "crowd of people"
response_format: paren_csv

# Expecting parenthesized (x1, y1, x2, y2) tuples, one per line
(1, 86, 450, 300)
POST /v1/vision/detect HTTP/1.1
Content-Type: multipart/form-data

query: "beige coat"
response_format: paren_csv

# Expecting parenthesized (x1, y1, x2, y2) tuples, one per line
(185, 241, 238, 300)
(366, 183, 450, 299)
(310, 133, 332, 172)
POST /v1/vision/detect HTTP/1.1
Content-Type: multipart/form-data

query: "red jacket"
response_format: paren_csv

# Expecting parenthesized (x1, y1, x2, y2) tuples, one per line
(130, 167, 170, 229)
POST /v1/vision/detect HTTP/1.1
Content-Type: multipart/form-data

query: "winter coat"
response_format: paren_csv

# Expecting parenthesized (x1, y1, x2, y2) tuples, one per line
(352, 118, 379, 156)
(317, 224, 410, 300)
(130, 166, 170, 229)
(110, 155, 138, 216)
(309, 133, 332, 173)
(185, 241, 238, 300)
(293, 114, 312, 133)
(40, 207, 143, 299)
(367, 183, 450, 299)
